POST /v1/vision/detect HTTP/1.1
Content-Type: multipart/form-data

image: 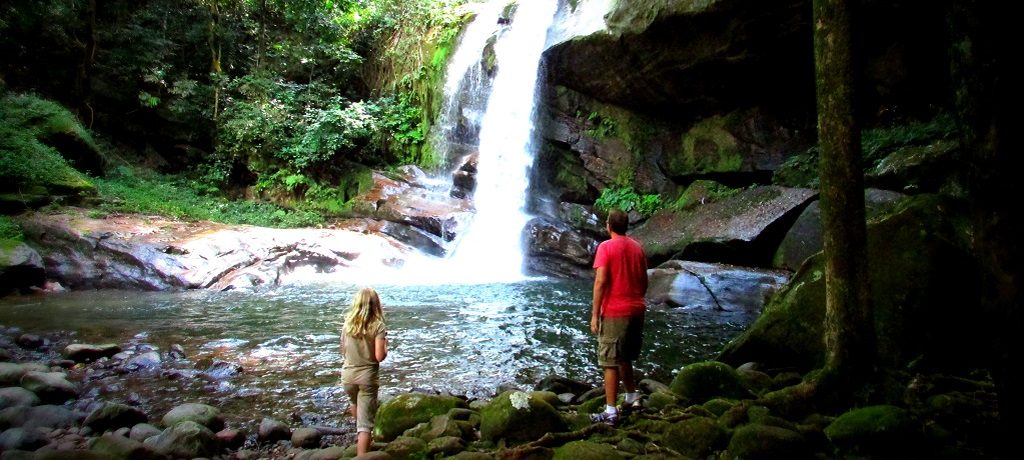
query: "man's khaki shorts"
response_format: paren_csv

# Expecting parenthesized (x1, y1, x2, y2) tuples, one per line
(597, 315, 644, 367)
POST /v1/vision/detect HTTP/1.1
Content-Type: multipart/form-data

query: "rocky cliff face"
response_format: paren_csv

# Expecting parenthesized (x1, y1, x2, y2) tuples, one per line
(523, 0, 954, 278)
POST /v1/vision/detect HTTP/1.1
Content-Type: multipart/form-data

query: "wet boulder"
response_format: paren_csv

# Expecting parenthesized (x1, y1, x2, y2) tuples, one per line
(63, 343, 122, 364)
(161, 403, 224, 432)
(83, 402, 148, 433)
(0, 387, 39, 409)
(646, 260, 790, 311)
(143, 420, 220, 458)
(257, 417, 291, 443)
(523, 217, 599, 278)
(19, 371, 77, 404)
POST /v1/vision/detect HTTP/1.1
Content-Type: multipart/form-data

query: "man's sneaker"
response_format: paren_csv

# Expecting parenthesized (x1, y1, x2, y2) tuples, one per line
(619, 398, 643, 416)
(590, 410, 619, 426)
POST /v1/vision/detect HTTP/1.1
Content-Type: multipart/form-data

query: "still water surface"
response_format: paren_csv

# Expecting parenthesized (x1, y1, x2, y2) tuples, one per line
(0, 279, 753, 430)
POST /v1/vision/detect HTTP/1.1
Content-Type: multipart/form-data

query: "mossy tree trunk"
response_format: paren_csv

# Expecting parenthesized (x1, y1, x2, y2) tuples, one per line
(946, 0, 1020, 452)
(812, 0, 874, 378)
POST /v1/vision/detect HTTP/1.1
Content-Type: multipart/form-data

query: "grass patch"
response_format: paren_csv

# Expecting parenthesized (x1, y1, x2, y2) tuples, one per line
(0, 215, 24, 242)
(94, 167, 324, 228)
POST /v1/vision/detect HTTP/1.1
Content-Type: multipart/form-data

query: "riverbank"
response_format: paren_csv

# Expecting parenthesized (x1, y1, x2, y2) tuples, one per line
(1, 323, 1002, 459)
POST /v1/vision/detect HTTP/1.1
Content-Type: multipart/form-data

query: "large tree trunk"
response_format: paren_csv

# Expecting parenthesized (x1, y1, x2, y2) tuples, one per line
(208, 0, 223, 118)
(812, 0, 874, 377)
(946, 1, 1020, 454)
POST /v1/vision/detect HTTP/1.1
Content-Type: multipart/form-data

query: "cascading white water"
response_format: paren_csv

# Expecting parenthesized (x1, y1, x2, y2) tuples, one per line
(442, 0, 559, 283)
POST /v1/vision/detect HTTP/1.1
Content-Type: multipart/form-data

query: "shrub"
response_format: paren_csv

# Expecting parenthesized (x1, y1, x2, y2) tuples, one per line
(595, 186, 662, 218)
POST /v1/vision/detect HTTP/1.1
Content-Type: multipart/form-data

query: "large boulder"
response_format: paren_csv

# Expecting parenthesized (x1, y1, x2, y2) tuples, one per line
(15, 209, 418, 291)
(632, 186, 817, 266)
(719, 195, 986, 371)
(63, 343, 122, 363)
(772, 189, 906, 271)
(646, 260, 790, 311)
(0, 242, 45, 295)
(479, 390, 567, 444)
(374, 393, 467, 442)
(523, 217, 598, 278)
(83, 402, 148, 433)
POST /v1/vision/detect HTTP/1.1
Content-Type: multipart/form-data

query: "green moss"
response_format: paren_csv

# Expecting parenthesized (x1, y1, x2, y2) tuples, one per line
(479, 390, 567, 444)
(669, 361, 751, 404)
(674, 115, 744, 175)
(0, 93, 97, 196)
(824, 405, 919, 455)
(659, 416, 727, 459)
(727, 423, 809, 459)
(669, 180, 739, 210)
(553, 440, 624, 460)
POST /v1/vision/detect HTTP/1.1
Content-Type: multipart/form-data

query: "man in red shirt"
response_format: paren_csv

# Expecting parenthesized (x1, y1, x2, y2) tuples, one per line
(590, 208, 649, 426)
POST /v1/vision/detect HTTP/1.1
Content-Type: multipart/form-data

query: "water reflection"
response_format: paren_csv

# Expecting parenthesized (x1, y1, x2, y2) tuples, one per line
(0, 279, 753, 430)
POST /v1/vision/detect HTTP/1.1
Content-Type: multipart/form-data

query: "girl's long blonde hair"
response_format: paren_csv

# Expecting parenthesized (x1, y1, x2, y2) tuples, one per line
(344, 287, 384, 338)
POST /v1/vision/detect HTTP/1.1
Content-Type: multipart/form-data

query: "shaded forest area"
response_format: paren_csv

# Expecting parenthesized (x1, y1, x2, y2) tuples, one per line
(1, 0, 465, 224)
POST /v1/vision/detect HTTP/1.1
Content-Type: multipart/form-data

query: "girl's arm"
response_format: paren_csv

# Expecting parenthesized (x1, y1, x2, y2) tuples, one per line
(375, 335, 388, 362)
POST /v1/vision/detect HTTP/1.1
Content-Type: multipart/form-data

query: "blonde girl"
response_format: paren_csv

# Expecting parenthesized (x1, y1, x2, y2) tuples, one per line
(341, 287, 388, 455)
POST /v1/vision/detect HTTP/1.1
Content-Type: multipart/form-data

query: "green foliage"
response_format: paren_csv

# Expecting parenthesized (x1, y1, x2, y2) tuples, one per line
(0, 216, 24, 242)
(861, 112, 958, 166)
(95, 167, 323, 228)
(0, 93, 95, 192)
(583, 111, 617, 139)
(774, 113, 959, 188)
(595, 186, 662, 218)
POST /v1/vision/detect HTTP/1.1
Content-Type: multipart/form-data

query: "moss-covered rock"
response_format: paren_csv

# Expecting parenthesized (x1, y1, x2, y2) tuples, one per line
(824, 405, 920, 457)
(702, 398, 738, 417)
(374, 393, 467, 442)
(578, 395, 606, 414)
(645, 390, 680, 412)
(726, 423, 810, 460)
(659, 416, 727, 459)
(552, 440, 624, 460)
(479, 390, 567, 444)
(720, 194, 986, 372)
(669, 361, 751, 404)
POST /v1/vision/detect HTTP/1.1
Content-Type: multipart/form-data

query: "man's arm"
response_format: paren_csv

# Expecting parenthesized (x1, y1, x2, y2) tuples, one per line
(592, 266, 609, 334)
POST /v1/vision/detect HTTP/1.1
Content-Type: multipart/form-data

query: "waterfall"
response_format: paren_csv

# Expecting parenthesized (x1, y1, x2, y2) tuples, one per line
(400, 0, 558, 285)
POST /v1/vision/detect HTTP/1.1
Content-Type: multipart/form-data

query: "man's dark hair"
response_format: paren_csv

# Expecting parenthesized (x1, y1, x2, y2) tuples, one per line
(607, 209, 629, 234)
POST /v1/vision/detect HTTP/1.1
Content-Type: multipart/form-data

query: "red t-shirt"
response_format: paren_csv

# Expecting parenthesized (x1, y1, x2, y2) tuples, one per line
(593, 235, 648, 317)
